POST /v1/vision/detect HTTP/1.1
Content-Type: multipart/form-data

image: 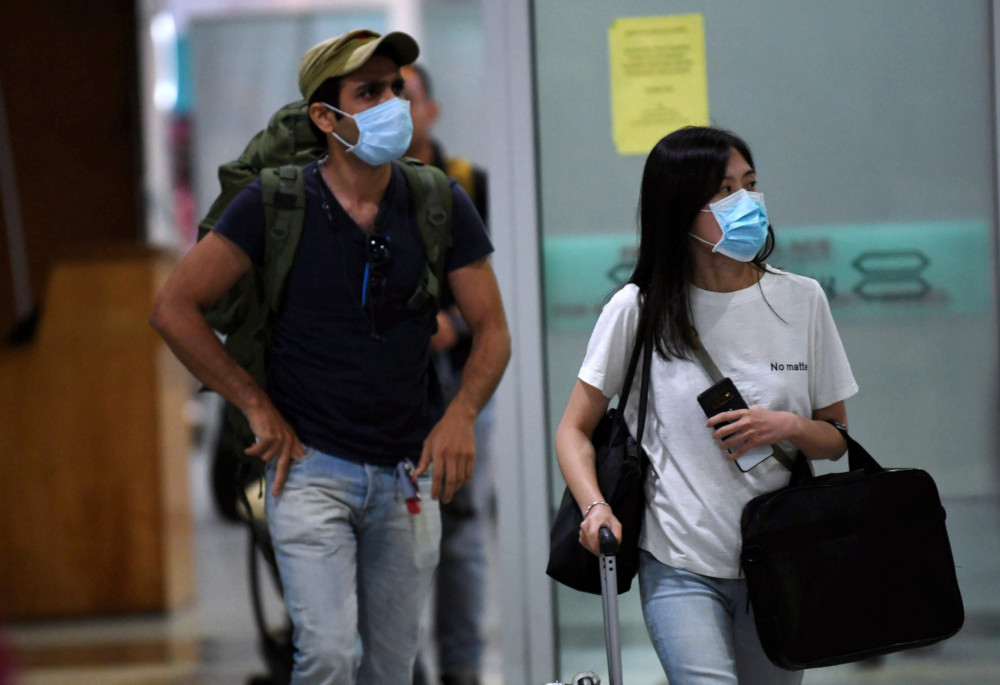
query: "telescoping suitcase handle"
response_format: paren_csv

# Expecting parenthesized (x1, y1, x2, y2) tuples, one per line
(598, 527, 623, 685)
(598, 526, 620, 555)
(545, 530, 622, 685)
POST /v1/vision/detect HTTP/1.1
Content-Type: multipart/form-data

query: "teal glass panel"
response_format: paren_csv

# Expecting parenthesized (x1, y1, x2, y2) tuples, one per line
(533, 2, 998, 682)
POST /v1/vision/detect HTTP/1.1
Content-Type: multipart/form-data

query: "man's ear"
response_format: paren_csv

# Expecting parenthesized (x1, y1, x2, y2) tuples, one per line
(426, 100, 440, 127)
(308, 102, 337, 134)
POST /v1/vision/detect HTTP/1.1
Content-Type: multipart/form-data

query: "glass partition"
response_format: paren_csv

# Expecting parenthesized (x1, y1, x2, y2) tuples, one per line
(532, 2, 999, 681)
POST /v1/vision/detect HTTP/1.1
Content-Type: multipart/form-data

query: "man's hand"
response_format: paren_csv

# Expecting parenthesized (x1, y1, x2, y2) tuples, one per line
(243, 401, 306, 496)
(415, 403, 476, 503)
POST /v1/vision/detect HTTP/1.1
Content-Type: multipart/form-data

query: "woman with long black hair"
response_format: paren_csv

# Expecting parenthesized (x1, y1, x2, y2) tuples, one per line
(555, 126, 859, 684)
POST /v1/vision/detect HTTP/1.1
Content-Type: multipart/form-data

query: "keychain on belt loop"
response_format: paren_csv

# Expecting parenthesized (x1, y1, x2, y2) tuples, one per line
(396, 459, 421, 514)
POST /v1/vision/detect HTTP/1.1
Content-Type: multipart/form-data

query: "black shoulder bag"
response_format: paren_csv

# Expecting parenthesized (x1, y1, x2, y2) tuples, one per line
(741, 424, 965, 669)
(546, 335, 652, 595)
(694, 341, 963, 668)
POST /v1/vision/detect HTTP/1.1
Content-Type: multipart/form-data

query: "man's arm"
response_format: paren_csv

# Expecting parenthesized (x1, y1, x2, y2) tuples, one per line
(416, 257, 511, 502)
(149, 232, 304, 495)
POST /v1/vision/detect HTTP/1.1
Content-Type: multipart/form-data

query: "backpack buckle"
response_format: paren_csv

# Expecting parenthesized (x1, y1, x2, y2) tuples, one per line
(428, 208, 448, 227)
(272, 191, 298, 210)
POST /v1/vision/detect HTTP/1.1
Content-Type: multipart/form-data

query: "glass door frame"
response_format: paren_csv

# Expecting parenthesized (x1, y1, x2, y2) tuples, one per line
(485, 2, 1000, 684)
(483, 2, 556, 684)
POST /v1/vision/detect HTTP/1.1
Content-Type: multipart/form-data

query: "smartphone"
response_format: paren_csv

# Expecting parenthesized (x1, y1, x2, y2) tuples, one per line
(696, 377, 773, 472)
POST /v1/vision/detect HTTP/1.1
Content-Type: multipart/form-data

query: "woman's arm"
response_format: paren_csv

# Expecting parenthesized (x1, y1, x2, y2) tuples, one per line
(708, 399, 848, 462)
(554, 379, 616, 556)
(802, 401, 849, 459)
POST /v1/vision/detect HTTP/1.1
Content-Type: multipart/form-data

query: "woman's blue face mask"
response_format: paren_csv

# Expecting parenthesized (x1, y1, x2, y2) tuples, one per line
(691, 189, 769, 262)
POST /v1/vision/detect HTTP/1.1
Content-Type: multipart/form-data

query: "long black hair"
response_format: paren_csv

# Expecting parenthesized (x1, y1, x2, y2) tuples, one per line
(630, 126, 775, 360)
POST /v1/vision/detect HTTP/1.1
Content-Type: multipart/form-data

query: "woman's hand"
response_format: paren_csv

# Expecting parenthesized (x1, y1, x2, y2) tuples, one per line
(707, 405, 795, 461)
(579, 504, 622, 557)
(707, 401, 849, 461)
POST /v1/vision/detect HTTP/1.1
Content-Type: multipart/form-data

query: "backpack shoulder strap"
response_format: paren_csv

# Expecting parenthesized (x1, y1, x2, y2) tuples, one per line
(394, 158, 453, 311)
(260, 164, 307, 314)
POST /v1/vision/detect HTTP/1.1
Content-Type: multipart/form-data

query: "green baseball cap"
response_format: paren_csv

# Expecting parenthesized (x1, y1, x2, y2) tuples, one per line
(298, 29, 420, 100)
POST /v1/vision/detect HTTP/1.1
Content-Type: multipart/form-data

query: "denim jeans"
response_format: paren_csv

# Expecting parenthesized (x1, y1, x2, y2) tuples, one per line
(638, 551, 803, 685)
(266, 447, 441, 685)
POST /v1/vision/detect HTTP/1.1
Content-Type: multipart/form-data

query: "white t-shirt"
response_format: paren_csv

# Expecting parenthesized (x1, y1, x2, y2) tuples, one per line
(578, 270, 859, 578)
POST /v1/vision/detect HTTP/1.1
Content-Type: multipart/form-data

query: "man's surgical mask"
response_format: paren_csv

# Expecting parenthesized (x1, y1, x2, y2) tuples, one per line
(691, 189, 769, 262)
(324, 98, 413, 166)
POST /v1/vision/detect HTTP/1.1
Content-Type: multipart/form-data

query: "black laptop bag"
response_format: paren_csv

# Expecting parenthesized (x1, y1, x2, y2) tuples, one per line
(740, 425, 964, 670)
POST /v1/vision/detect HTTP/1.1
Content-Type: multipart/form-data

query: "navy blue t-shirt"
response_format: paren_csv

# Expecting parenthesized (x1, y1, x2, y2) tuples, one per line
(214, 160, 493, 466)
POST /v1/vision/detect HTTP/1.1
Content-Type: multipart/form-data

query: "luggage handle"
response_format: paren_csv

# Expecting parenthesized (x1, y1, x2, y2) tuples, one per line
(598, 526, 623, 685)
(790, 420, 883, 485)
(598, 526, 620, 556)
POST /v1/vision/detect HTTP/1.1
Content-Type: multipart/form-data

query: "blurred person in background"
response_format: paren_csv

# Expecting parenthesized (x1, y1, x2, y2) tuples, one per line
(403, 63, 492, 685)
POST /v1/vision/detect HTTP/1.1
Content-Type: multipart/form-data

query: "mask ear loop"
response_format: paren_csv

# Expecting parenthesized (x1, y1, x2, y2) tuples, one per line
(689, 232, 717, 248)
(691, 204, 722, 249)
(322, 103, 360, 152)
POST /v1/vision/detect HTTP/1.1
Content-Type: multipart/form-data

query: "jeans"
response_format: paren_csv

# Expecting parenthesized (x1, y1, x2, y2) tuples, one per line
(266, 447, 441, 685)
(638, 551, 802, 685)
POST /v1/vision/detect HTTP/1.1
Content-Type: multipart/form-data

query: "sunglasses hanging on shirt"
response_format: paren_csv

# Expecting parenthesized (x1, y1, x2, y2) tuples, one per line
(353, 232, 393, 340)
(315, 164, 394, 340)
(362, 233, 392, 307)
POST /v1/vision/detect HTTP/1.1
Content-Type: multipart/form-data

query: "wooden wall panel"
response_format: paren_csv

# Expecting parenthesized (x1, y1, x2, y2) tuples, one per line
(0, 0, 142, 341)
(0, 248, 194, 619)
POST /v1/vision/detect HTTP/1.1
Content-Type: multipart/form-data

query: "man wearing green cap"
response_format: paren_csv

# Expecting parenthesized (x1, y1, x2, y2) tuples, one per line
(150, 28, 510, 685)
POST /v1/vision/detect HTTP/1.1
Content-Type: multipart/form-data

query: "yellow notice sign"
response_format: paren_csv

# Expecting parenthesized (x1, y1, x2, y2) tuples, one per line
(609, 14, 709, 155)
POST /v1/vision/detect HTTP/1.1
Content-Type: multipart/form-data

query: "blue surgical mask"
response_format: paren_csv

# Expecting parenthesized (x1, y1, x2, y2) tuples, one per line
(692, 189, 769, 261)
(324, 98, 413, 166)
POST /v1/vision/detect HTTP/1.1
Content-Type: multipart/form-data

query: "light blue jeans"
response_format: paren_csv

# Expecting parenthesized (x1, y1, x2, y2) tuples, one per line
(265, 447, 441, 685)
(638, 551, 803, 685)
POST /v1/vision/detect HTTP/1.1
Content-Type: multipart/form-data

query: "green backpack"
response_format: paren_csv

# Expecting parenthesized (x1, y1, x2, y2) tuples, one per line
(197, 99, 453, 454)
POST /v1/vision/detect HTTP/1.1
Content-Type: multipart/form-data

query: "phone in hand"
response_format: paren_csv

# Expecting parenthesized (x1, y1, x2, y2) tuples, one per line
(696, 377, 773, 472)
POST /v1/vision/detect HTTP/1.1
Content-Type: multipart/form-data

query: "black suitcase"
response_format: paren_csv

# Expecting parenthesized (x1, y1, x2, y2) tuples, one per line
(740, 427, 964, 670)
